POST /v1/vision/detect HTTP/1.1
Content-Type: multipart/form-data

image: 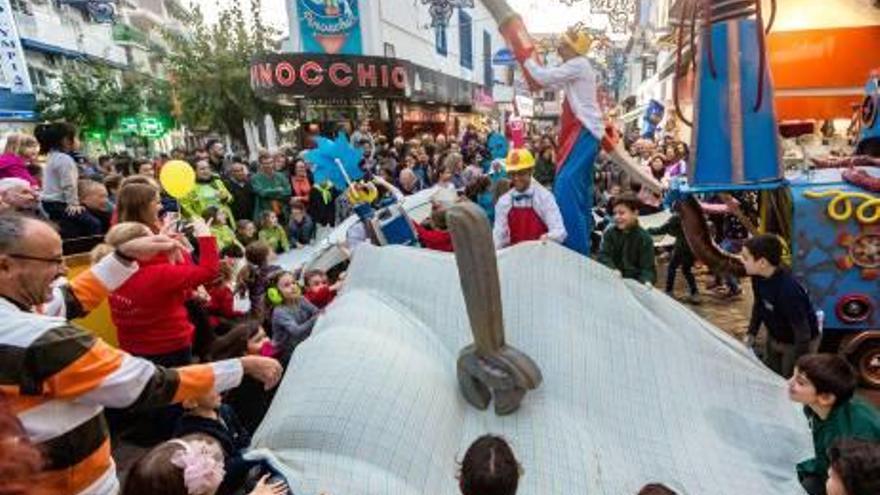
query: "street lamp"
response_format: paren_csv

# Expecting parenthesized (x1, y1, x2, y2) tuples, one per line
(421, 0, 475, 28)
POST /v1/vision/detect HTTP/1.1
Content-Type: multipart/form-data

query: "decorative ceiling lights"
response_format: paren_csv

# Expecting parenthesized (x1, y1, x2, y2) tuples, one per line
(557, 0, 638, 33)
(421, 0, 476, 28)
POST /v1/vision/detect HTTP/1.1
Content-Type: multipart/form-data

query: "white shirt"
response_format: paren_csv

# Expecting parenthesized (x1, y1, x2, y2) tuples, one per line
(493, 179, 567, 249)
(524, 57, 604, 139)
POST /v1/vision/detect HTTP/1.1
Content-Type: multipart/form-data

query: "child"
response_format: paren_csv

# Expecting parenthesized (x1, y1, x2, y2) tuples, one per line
(237, 219, 257, 247)
(743, 234, 820, 377)
(208, 321, 277, 435)
(647, 211, 700, 304)
(122, 437, 288, 495)
(174, 390, 252, 493)
(205, 206, 244, 253)
(458, 435, 520, 495)
(303, 269, 342, 309)
(36, 122, 104, 239)
(825, 439, 880, 495)
(637, 484, 678, 495)
(258, 210, 290, 254)
(598, 193, 656, 285)
(413, 188, 456, 252)
(788, 354, 880, 495)
(268, 271, 320, 364)
(206, 259, 247, 331)
(237, 241, 282, 325)
(287, 200, 316, 247)
(492, 149, 566, 249)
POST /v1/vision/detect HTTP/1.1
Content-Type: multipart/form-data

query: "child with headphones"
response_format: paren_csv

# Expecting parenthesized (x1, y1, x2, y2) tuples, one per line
(267, 270, 321, 365)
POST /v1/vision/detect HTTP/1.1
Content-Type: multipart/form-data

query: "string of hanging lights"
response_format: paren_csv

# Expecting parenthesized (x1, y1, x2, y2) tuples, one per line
(556, 0, 638, 33)
(420, 0, 476, 28)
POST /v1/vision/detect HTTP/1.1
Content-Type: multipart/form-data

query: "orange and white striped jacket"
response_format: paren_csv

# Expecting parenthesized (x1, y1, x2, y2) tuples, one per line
(0, 253, 244, 495)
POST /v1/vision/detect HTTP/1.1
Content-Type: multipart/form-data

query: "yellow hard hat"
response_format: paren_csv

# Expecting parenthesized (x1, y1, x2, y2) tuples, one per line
(346, 181, 378, 205)
(562, 29, 592, 56)
(506, 148, 536, 173)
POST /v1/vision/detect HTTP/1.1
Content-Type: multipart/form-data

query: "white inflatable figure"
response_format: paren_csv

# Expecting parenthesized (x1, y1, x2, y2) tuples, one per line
(250, 229, 812, 495)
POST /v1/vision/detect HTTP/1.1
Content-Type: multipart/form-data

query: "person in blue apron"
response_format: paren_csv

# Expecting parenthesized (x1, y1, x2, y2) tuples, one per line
(522, 27, 604, 256)
(493, 149, 566, 249)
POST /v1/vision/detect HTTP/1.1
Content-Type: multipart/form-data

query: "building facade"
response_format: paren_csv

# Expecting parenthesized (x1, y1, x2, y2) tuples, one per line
(275, 0, 515, 139)
(0, 0, 187, 129)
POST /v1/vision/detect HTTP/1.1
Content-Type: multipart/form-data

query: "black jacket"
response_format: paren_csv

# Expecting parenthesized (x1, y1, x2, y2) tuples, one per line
(749, 268, 819, 351)
(224, 177, 255, 223)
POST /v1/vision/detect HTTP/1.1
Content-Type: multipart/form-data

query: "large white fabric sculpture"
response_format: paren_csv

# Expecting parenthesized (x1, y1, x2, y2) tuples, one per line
(251, 242, 811, 494)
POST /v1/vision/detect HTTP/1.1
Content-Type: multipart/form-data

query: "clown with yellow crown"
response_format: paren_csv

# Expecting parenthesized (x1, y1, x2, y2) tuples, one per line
(492, 148, 566, 249)
(514, 24, 604, 256)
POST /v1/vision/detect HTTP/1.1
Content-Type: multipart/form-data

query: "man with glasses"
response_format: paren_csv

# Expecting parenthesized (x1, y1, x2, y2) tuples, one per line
(0, 214, 283, 494)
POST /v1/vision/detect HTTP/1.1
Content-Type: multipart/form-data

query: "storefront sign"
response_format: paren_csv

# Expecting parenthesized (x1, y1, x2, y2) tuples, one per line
(492, 84, 514, 103)
(298, 0, 362, 55)
(473, 87, 494, 112)
(251, 53, 408, 100)
(492, 48, 516, 66)
(515, 95, 534, 118)
(253, 53, 488, 109)
(0, 0, 33, 94)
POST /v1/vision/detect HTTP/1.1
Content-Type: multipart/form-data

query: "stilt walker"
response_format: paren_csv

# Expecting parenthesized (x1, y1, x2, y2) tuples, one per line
(491, 5, 661, 255)
(520, 27, 604, 256)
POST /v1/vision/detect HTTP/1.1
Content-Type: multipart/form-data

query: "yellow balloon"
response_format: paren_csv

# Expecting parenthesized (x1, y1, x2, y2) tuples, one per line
(159, 160, 196, 199)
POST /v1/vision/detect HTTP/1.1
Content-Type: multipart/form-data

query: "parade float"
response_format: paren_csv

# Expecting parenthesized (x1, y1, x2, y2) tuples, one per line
(661, 0, 880, 387)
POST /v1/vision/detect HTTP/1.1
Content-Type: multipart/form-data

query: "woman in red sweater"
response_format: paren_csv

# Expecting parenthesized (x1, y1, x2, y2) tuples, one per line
(109, 217, 220, 366)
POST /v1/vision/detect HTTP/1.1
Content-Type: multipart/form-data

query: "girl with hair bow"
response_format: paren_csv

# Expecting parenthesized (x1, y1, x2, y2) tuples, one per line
(122, 437, 288, 495)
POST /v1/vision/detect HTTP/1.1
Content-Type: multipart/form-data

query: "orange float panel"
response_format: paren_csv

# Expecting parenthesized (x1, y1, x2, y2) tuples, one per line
(775, 95, 864, 121)
(67, 254, 119, 347)
(767, 26, 880, 90)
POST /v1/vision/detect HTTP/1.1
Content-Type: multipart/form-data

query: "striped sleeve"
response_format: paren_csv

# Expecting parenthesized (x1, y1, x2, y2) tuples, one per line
(67, 254, 139, 317)
(25, 325, 243, 409)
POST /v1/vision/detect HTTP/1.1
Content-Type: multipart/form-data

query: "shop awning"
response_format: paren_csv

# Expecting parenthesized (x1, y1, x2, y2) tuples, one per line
(21, 38, 127, 70)
(767, 26, 880, 121)
(0, 90, 37, 121)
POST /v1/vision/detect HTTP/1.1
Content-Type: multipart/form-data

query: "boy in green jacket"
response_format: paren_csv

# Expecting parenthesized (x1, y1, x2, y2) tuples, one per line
(598, 193, 656, 284)
(789, 353, 880, 495)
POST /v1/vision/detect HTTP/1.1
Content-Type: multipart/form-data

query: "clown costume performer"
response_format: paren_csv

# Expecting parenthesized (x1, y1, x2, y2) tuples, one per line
(522, 28, 603, 256)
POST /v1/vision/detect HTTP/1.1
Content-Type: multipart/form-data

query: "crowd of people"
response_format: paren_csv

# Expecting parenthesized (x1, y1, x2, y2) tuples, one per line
(0, 116, 878, 495)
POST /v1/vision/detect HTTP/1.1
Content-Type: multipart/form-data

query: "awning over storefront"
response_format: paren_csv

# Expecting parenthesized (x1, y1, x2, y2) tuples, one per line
(0, 90, 36, 121)
(20, 38, 128, 70)
(768, 26, 880, 121)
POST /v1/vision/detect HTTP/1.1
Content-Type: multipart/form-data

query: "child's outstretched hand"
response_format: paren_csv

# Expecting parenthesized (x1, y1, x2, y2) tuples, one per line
(249, 474, 288, 495)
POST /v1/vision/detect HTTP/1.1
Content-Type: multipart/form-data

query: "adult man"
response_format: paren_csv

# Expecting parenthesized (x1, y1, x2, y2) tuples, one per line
(0, 214, 282, 494)
(350, 120, 373, 150)
(78, 179, 112, 233)
(206, 139, 227, 174)
(0, 177, 42, 216)
(493, 149, 566, 249)
(522, 28, 603, 256)
(225, 159, 256, 222)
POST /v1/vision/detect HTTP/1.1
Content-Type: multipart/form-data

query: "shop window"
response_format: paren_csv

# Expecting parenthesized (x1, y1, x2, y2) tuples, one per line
(10, 0, 32, 15)
(458, 9, 472, 70)
(27, 67, 50, 91)
(482, 30, 492, 88)
(435, 27, 447, 56)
